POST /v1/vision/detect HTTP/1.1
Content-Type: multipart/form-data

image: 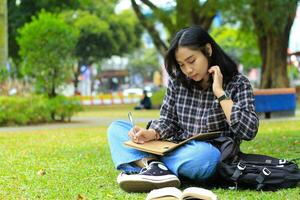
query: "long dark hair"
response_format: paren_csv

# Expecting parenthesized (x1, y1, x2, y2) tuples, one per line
(165, 26, 238, 89)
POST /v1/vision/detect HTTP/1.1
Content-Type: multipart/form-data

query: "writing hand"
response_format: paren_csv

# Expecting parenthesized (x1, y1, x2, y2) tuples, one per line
(128, 126, 157, 144)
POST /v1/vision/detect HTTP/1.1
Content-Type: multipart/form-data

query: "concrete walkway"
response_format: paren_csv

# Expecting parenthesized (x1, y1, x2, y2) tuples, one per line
(0, 116, 154, 132)
(0, 113, 299, 133)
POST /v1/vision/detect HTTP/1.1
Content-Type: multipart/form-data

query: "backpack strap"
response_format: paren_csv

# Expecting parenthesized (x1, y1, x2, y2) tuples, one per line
(210, 136, 241, 162)
(255, 167, 271, 190)
(231, 162, 246, 181)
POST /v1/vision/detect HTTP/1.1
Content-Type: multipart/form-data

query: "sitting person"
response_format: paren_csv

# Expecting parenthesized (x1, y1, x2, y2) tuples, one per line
(107, 26, 259, 193)
(134, 90, 152, 110)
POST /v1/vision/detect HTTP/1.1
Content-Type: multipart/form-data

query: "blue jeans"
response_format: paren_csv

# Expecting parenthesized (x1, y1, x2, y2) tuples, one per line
(107, 120, 221, 181)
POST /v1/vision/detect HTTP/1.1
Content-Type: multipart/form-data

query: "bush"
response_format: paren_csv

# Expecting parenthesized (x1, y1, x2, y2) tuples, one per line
(47, 95, 83, 121)
(151, 87, 166, 109)
(0, 95, 82, 126)
(0, 97, 27, 125)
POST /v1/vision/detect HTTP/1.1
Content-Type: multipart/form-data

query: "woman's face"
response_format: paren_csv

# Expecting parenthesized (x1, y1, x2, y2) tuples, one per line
(175, 46, 210, 82)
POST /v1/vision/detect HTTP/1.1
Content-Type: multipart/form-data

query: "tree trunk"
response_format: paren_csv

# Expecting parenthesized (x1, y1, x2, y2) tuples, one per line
(74, 62, 81, 95)
(251, 0, 297, 88)
(131, 0, 216, 56)
(49, 68, 57, 98)
(131, 0, 168, 56)
(260, 34, 289, 88)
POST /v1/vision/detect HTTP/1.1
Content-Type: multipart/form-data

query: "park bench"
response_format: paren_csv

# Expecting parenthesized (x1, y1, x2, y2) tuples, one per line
(254, 88, 297, 119)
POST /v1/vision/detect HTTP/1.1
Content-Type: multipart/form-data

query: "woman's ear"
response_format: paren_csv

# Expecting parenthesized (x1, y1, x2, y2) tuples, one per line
(205, 43, 212, 57)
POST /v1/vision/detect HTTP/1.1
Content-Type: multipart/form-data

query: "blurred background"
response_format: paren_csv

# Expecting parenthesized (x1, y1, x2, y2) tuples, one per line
(1, 2, 300, 199)
(0, 0, 300, 124)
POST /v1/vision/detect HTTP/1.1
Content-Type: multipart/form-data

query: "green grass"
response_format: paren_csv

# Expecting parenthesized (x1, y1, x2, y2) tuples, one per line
(0, 106, 299, 199)
(77, 104, 160, 119)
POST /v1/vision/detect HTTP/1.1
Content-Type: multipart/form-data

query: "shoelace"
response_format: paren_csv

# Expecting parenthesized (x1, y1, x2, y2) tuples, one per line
(140, 159, 164, 173)
(140, 158, 151, 173)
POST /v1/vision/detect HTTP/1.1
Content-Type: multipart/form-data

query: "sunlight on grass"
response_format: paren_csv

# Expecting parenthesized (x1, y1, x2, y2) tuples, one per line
(0, 127, 146, 199)
(76, 104, 160, 119)
(0, 109, 300, 199)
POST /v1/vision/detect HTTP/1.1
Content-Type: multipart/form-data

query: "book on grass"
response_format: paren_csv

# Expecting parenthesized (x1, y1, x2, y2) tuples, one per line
(124, 131, 220, 156)
(146, 187, 218, 200)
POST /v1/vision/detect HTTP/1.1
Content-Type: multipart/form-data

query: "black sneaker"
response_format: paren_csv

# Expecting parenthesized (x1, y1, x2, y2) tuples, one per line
(117, 161, 181, 192)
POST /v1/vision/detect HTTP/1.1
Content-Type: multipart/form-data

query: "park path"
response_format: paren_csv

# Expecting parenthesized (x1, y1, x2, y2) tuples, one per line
(0, 112, 300, 133)
(0, 116, 153, 132)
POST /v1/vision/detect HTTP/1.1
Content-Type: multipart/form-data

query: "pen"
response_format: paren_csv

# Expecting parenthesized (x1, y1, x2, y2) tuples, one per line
(128, 112, 137, 135)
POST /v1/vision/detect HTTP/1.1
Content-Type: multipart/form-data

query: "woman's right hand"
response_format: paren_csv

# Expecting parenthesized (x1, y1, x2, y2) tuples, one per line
(128, 126, 158, 144)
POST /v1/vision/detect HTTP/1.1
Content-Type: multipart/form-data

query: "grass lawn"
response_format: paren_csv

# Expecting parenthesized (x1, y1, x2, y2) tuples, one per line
(76, 104, 160, 119)
(0, 105, 299, 199)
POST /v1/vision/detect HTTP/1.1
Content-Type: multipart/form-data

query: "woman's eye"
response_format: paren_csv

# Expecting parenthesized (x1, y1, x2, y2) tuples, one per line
(188, 60, 195, 64)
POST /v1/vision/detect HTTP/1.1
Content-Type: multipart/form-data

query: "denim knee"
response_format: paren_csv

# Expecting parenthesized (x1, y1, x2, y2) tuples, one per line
(107, 120, 131, 139)
(163, 141, 220, 180)
(178, 142, 220, 180)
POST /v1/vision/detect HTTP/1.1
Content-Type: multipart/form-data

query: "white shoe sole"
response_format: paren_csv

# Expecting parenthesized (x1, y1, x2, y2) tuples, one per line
(117, 174, 181, 193)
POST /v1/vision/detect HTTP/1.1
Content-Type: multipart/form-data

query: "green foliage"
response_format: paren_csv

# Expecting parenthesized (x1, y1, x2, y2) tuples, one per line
(108, 10, 143, 55)
(0, 95, 82, 126)
(288, 64, 299, 80)
(210, 26, 261, 70)
(77, 0, 118, 17)
(131, 0, 218, 55)
(151, 87, 166, 108)
(0, 66, 9, 83)
(47, 95, 83, 121)
(59, 9, 142, 64)
(17, 11, 79, 97)
(219, 0, 297, 88)
(8, 0, 82, 60)
(127, 48, 161, 81)
(59, 10, 111, 63)
(249, 0, 297, 36)
(0, 96, 50, 125)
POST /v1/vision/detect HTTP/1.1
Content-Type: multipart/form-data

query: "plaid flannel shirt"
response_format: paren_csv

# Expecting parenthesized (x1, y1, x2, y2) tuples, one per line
(149, 73, 259, 141)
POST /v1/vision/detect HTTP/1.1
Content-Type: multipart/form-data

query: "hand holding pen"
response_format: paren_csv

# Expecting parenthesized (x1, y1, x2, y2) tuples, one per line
(127, 112, 159, 144)
(128, 112, 138, 141)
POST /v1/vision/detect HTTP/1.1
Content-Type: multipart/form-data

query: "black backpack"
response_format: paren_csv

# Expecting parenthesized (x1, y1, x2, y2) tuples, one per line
(211, 136, 300, 191)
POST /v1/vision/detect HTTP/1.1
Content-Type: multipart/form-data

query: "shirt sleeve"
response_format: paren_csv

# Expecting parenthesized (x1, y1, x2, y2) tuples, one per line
(149, 79, 181, 139)
(206, 104, 227, 132)
(229, 78, 259, 140)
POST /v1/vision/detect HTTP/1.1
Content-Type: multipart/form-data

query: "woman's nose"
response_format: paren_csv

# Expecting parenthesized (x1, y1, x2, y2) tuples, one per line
(186, 66, 193, 74)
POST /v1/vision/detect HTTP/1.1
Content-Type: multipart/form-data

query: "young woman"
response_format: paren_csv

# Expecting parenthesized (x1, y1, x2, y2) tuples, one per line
(107, 26, 259, 193)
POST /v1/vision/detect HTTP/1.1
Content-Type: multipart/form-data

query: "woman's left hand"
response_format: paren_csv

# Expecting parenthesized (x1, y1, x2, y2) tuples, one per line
(208, 65, 224, 98)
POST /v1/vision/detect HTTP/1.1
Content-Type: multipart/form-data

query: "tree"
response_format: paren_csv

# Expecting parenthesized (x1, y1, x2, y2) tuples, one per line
(8, 0, 137, 60)
(60, 9, 142, 64)
(9, 0, 142, 94)
(133, 0, 298, 88)
(250, 0, 297, 88)
(60, 10, 113, 63)
(210, 26, 261, 70)
(127, 48, 161, 82)
(59, 9, 143, 93)
(131, 0, 218, 55)
(8, 0, 81, 60)
(220, 0, 298, 88)
(17, 11, 78, 97)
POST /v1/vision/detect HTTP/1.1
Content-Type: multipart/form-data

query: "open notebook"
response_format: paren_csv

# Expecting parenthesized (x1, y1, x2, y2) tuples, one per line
(146, 187, 218, 200)
(124, 131, 220, 156)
